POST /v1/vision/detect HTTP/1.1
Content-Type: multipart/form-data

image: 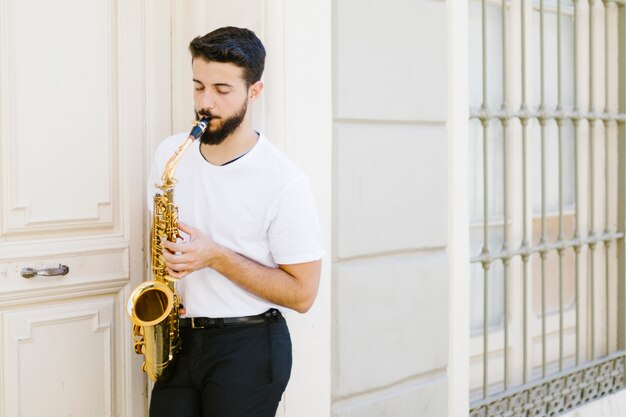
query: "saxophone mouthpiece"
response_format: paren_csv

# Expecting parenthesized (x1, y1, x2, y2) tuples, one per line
(189, 117, 210, 140)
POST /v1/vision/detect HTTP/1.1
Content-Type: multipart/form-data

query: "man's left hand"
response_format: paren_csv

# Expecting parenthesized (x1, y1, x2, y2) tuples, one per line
(162, 222, 219, 279)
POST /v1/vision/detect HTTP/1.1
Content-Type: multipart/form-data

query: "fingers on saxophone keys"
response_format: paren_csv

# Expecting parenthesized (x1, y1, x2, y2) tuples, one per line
(167, 267, 187, 279)
(160, 238, 172, 252)
(163, 253, 179, 269)
(163, 255, 186, 273)
(161, 238, 185, 254)
(161, 244, 181, 260)
(161, 248, 174, 260)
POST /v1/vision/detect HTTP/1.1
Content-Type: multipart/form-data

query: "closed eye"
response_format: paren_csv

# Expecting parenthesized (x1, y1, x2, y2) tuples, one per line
(193, 79, 204, 91)
(215, 86, 233, 95)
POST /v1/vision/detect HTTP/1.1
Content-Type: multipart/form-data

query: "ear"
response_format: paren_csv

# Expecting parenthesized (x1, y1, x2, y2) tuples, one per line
(248, 81, 264, 102)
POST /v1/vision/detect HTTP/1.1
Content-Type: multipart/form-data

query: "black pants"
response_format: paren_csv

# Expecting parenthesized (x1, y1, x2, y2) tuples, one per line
(149, 315, 292, 417)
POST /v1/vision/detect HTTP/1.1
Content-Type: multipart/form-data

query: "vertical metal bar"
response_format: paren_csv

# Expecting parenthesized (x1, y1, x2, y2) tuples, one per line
(614, 0, 626, 391)
(589, 0, 597, 361)
(617, 0, 626, 361)
(573, 0, 582, 367)
(481, 0, 490, 398)
(605, 158, 611, 357)
(501, 0, 510, 392)
(539, 0, 548, 379)
(557, 0, 565, 373)
(603, 0, 611, 356)
(521, 0, 530, 384)
(522, 135, 530, 385)
(482, 264, 490, 399)
(616, 1, 626, 392)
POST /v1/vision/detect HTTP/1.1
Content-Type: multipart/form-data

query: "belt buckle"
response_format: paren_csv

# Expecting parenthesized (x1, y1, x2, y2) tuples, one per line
(190, 318, 199, 329)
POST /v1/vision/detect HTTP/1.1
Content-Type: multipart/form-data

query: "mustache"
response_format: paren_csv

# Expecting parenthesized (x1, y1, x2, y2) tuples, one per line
(196, 109, 219, 120)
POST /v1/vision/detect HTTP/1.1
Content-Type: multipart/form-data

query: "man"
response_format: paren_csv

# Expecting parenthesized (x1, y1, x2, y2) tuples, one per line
(147, 27, 324, 417)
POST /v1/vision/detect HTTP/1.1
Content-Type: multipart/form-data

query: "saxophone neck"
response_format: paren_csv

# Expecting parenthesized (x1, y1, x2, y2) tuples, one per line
(160, 138, 191, 187)
(159, 118, 210, 187)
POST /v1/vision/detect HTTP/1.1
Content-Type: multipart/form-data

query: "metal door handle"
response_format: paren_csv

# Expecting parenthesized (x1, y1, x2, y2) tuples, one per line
(21, 264, 69, 279)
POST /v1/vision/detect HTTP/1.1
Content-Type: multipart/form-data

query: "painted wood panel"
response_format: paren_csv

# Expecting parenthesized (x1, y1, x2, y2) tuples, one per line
(0, 0, 117, 238)
(2, 298, 115, 417)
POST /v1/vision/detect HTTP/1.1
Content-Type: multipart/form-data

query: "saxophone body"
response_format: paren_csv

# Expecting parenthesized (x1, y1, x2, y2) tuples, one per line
(126, 118, 209, 382)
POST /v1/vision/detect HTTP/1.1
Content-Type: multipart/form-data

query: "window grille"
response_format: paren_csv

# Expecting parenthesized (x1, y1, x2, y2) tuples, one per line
(469, 0, 626, 415)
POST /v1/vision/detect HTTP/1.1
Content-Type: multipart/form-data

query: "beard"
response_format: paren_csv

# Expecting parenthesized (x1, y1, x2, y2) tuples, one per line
(196, 99, 248, 146)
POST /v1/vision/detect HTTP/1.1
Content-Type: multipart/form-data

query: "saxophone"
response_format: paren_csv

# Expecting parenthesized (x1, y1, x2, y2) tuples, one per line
(126, 117, 210, 382)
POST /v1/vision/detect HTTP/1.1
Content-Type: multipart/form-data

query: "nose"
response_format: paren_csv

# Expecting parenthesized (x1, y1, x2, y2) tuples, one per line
(196, 90, 216, 111)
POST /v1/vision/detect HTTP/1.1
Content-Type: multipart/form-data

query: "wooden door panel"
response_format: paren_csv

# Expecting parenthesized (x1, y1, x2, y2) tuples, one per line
(2, 298, 115, 417)
(1, 0, 117, 239)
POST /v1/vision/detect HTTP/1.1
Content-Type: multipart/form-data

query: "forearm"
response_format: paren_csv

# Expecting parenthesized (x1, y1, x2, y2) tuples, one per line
(208, 245, 320, 313)
(162, 222, 322, 313)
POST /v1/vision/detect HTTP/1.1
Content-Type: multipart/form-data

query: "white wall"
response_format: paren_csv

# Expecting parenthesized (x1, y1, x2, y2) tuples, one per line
(447, 0, 471, 414)
(332, 0, 450, 415)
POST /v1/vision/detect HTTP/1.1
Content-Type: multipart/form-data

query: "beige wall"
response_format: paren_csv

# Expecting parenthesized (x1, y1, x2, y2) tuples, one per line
(332, 0, 450, 415)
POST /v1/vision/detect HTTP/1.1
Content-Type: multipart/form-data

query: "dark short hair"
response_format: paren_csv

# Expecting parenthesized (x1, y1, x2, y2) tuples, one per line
(189, 26, 266, 86)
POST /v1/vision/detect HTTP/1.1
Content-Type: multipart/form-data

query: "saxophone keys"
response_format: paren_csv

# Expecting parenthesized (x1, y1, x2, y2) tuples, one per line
(132, 325, 145, 354)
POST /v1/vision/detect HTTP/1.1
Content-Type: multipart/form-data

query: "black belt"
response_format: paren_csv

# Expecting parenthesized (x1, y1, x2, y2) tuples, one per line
(179, 309, 281, 329)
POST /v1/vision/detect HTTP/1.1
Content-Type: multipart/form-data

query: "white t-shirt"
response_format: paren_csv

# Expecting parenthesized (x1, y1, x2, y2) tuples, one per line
(147, 132, 324, 318)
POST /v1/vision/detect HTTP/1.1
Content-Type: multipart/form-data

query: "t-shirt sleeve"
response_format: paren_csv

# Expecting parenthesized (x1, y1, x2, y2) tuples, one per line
(266, 176, 325, 265)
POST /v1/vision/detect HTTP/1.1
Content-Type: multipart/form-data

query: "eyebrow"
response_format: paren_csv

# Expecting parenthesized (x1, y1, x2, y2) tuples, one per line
(192, 79, 234, 88)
